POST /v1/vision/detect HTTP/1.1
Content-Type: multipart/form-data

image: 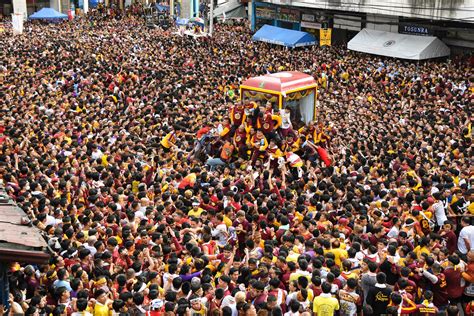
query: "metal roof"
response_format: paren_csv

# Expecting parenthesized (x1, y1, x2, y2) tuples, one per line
(0, 187, 50, 263)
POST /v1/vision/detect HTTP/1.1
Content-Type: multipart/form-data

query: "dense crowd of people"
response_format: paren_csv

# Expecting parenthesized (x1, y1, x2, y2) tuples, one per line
(0, 7, 473, 316)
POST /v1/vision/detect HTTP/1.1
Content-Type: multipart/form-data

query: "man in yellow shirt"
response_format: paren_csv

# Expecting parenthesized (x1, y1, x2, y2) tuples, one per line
(323, 240, 347, 267)
(93, 289, 111, 316)
(313, 282, 340, 315)
(160, 131, 177, 151)
(188, 200, 204, 217)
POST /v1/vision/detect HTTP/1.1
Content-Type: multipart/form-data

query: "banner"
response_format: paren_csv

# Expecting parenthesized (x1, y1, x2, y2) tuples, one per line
(11, 13, 23, 35)
(301, 21, 321, 29)
(320, 28, 332, 46)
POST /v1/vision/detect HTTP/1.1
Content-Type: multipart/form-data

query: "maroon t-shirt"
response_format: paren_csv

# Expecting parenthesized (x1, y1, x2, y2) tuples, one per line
(416, 303, 438, 316)
(443, 230, 457, 253)
(444, 268, 464, 299)
(232, 219, 249, 243)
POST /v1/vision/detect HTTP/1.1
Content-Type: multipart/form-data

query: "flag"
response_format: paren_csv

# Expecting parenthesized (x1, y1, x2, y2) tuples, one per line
(317, 146, 331, 167)
(286, 152, 303, 168)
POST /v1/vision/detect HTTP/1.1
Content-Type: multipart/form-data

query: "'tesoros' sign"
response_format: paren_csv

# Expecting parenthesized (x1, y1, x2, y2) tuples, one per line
(399, 24, 432, 36)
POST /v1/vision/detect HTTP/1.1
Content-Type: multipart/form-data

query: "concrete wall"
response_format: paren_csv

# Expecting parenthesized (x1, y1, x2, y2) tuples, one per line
(366, 14, 398, 32)
(50, 0, 61, 12)
(181, 0, 192, 18)
(180, 0, 200, 18)
(334, 14, 362, 31)
(266, 0, 474, 22)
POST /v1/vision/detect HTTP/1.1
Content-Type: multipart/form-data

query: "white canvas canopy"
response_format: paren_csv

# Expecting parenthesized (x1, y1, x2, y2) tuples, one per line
(348, 28, 450, 60)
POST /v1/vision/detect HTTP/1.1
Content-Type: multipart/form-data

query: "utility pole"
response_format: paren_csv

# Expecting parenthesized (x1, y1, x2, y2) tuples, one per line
(209, 0, 214, 36)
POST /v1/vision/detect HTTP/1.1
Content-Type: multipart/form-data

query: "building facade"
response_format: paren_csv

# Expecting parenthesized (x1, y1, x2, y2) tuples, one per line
(251, 0, 474, 48)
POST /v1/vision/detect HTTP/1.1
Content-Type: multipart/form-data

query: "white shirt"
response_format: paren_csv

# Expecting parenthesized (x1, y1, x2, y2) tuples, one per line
(46, 215, 60, 226)
(433, 201, 447, 226)
(134, 210, 146, 220)
(280, 110, 292, 129)
(387, 225, 400, 238)
(83, 244, 97, 257)
(91, 149, 104, 160)
(212, 223, 228, 247)
(458, 225, 474, 254)
(221, 295, 238, 316)
(286, 291, 298, 306)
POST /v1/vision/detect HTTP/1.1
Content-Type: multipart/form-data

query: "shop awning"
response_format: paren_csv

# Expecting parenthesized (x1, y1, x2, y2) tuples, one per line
(348, 28, 450, 60)
(252, 25, 316, 48)
(29, 8, 68, 20)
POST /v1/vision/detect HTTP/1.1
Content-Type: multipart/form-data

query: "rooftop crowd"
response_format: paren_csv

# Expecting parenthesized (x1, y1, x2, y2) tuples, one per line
(0, 7, 473, 316)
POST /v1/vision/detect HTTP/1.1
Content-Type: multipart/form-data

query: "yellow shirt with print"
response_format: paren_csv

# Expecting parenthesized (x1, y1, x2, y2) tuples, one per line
(313, 294, 340, 315)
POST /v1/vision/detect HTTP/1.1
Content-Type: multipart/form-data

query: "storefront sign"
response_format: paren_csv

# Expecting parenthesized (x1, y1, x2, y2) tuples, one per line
(399, 23, 432, 36)
(301, 13, 315, 22)
(255, 6, 276, 19)
(301, 21, 321, 29)
(277, 7, 300, 23)
(320, 28, 332, 46)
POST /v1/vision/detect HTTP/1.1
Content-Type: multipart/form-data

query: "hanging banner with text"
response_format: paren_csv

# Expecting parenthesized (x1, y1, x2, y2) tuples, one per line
(320, 28, 332, 46)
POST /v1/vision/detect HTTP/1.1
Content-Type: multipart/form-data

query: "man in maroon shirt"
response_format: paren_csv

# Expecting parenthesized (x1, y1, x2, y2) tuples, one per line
(394, 267, 418, 299)
(228, 192, 242, 212)
(215, 244, 233, 264)
(397, 231, 414, 251)
(440, 220, 457, 253)
(443, 255, 464, 303)
(416, 291, 439, 316)
(232, 210, 249, 255)
(251, 281, 268, 309)
(417, 263, 448, 310)
(368, 226, 386, 246)
(217, 275, 232, 297)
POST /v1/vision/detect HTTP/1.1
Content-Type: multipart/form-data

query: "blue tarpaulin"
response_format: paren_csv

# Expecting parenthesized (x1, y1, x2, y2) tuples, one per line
(156, 4, 170, 12)
(176, 17, 189, 26)
(29, 8, 68, 20)
(252, 25, 316, 48)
